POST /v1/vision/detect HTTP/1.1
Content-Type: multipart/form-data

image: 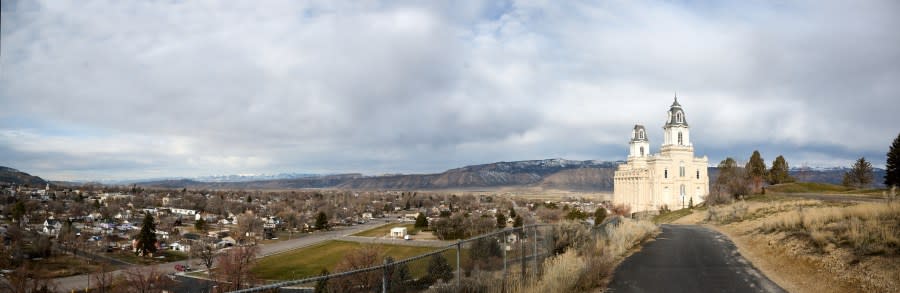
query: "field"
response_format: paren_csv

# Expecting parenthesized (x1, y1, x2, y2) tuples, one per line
(252, 240, 442, 281)
(652, 208, 695, 224)
(106, 249, 188, 265)
(26, 255, 101, 278)
(352, 223, 417, 237)
(767, 182, 890, 196)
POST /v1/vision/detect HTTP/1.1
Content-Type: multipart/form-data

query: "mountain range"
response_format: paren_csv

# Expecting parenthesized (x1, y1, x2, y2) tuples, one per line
(1, 160, 887, 191)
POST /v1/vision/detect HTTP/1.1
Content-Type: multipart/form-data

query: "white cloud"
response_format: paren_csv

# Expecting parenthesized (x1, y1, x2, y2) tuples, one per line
(1, 0, 898, 180)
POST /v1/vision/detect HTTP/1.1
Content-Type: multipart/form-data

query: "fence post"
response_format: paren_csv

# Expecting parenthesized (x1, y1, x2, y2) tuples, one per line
(382, 258, 388, 293)
(502, 229, 507, 280)
(533, 225, 538, 281)
(521, 226, 526, 284)
(456, 240, 461, 290)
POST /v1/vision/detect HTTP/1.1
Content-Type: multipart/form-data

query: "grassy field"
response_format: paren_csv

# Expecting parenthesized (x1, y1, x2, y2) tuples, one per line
(767, 182, 890, 196)
(252, 240, 442, 281)
(28, 255, 101, 278)
(352, 223, 417, 237)
(652, 208, 695, 224)
(106, 250, 188, 265)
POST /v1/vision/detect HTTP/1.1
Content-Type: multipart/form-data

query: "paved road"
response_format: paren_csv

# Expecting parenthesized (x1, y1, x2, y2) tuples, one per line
(53, 220, 390, 292)
(608, 225, 784, 293)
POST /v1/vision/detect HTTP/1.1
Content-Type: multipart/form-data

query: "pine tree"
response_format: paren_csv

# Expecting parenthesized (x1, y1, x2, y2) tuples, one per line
(885, 133, 900, 187)
(513, 215, 523, 228)
(844, 157, 874, 188)
(593, 207, 606, 226)
(314, 268, 330, 293)
(426, 254, 453, 283)
(508, 207, 517, 219)
(746, 150, 767, 193)
(495, 212, 507, 229)
(414, 213, 428, 229)
(137, 213, 158, 257)
(194, 218, 207, 232)
(315, 211, 329, 230)
(768, 155, 793, 184)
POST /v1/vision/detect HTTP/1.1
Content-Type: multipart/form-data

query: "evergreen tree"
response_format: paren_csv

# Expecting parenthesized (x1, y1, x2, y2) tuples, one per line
(843, 157, 874, 188)
(314, 268, 330, 293)
(426, 254, 454, 283)
(513, 215, 523, 228)
(745, 150, 767, 193)
(768, 155, 794, 184)
(194, 218, 207, 232)
(414, 213, 428, 229)
(137, 213, 158, 257)
(508, 207, 517, 219)
(315, 211, 329, 230)
(886, 133, 900, 187)
(495, 212, 507, 229)
(385, 256, 411, 293)
(593, 207, 606, 226)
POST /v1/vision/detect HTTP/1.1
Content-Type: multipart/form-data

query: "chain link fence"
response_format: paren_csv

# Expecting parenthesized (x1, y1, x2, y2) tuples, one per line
(229, 221, 614, 293)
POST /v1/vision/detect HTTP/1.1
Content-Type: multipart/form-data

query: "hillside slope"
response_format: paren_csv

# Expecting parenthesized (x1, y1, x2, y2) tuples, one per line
(0, 166, 48, 186)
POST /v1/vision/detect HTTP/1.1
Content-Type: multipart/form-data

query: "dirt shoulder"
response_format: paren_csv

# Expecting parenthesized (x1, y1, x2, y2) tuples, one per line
(674, 200, 899, 293)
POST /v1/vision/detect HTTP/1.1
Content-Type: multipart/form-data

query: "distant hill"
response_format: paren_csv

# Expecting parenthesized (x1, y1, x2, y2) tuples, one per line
(136, 159, 622, 191)
(0, 166, 48, 187)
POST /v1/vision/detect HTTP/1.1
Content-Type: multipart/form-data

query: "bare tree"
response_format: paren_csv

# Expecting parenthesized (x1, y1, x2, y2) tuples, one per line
(121, 265, 172, 293)
(195, 240, 218, 272)
(91, 260, 118, 293)
(332, 245, 382, 292)
(216, 244, 259, 291)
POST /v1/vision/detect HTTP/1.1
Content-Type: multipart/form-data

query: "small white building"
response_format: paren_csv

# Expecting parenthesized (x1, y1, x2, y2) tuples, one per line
(170, 208, 198, 216)
(389, 227, 407, 239)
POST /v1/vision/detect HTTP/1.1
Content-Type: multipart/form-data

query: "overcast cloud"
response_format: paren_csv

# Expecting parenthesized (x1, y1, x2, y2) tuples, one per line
(2, 0, 899, 181)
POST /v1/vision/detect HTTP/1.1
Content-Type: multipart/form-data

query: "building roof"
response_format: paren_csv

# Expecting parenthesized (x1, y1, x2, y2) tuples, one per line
(631, 125, 648, 142)
(665, 96, 689, 127)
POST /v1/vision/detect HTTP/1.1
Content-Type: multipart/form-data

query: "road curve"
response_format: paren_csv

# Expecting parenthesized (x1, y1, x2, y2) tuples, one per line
(608, 224, 784, 293)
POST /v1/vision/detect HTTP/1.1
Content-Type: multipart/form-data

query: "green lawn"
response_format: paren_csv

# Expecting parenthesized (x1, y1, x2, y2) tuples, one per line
(352, 223, 418, 237)
(767, 182, 889, 196)
(252, 240, 440, 281)
(652, 208, 694, 224)
(767, 182, 854, 193)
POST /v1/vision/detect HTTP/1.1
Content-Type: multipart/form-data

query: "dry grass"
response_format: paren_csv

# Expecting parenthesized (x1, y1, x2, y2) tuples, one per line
(706, 199, 822, 224)
(487, 218, 658, 293)
(760, 202, 900, 255)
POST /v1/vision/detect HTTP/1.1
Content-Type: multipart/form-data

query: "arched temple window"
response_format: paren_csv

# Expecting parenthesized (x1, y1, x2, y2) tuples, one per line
(640, 146, 645, 156)
(664, 169, 668, 179)
(679, 161, 685, 177)
(696, 170, 700, 179)
(676, 112, 683, 123)
(677, 132, 683, 145)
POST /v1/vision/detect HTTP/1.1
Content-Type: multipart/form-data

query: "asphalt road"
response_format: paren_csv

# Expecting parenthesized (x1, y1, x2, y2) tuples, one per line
(608, 224, 785, 293)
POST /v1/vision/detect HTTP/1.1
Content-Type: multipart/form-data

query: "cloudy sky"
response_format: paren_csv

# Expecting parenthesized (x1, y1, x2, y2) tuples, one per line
(2, 1, 899, 181)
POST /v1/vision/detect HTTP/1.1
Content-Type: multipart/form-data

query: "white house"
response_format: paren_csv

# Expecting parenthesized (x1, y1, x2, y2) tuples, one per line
(43, 219, 62, 236)
(614, 97, 709, 213)
(389, 227, 407, 239)
(170, 242, 190, 252)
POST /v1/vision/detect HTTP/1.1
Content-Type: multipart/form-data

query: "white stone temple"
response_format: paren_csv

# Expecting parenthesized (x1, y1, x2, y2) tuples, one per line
(613, 97, 709, 213)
